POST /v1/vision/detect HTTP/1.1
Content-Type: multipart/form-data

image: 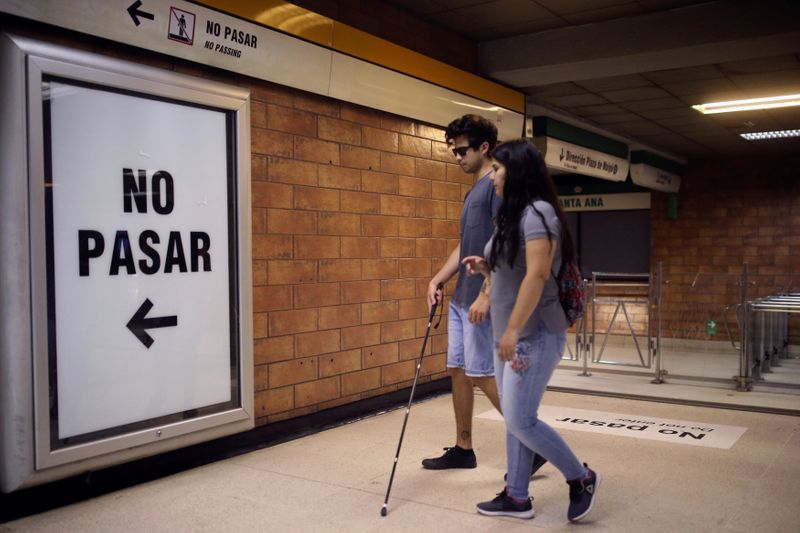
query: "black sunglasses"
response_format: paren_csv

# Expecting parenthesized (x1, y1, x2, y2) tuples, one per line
(451, 145, 475, 158)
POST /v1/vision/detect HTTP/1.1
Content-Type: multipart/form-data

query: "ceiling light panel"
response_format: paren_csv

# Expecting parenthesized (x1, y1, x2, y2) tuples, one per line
(693, 94, 800, 114)
(740, 129, 800, 140)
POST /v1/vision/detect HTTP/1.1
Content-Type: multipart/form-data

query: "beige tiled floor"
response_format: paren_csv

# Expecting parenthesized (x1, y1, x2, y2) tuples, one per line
(4, 389, 800, 532)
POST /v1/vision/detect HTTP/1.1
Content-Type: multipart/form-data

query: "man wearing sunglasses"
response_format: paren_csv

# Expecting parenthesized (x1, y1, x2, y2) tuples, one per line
(423, 115, 546, 476)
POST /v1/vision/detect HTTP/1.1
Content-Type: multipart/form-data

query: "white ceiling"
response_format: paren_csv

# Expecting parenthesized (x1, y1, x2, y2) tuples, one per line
(385, 0, 800, 160)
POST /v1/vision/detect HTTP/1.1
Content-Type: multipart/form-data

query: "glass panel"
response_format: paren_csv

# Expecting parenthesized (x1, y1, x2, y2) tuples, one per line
(42, 77, 240, 448)
(659, 271, 742, 384)
(659, 268, 800, 393)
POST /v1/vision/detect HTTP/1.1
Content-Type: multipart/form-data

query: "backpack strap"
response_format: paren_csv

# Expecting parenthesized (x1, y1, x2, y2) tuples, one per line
(529, 201, 561, 281)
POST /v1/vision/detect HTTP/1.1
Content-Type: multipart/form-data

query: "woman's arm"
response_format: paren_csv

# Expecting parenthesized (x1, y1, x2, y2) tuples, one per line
(497, 238, 556, 360)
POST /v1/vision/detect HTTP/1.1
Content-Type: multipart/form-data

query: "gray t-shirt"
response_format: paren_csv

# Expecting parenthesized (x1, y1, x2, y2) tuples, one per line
(453, 174, 500, 306)
(485, 200, 568, 342)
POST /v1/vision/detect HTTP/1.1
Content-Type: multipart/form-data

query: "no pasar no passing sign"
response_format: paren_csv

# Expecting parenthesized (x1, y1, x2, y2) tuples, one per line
(45, 80, 235, 440)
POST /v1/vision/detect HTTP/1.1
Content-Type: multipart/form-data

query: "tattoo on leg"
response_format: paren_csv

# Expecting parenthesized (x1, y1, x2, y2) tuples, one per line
(460, 430, 470, 441)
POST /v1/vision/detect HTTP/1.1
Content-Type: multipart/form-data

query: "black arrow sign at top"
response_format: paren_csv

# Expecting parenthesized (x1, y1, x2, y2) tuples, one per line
(127, 298, 177, 349)
(127, 0, 155, 26)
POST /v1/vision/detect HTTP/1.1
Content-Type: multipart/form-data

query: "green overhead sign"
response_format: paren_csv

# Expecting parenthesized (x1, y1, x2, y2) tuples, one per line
(530, 116, 630, 182)
(559, 192, 650, 212)
(630, 150, 683, 193)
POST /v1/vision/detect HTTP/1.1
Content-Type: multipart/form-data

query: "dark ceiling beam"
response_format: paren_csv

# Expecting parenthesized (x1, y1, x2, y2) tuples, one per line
(479, 0, 800, 86)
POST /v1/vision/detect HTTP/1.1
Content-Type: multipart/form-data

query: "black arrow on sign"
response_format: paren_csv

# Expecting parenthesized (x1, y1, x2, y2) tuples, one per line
(127, 298, 177, 349)
(127, 0, 155, 26)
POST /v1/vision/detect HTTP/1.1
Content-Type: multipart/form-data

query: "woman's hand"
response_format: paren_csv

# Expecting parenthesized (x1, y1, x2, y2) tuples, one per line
(461, 255, 489, 277)
(498, 328, 520, 361)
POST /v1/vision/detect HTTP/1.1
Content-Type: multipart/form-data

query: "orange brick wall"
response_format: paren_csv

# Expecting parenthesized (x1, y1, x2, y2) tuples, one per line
(249, 82, 465, 425)
(651, 156, 800, 344)
(587, 283, 650, 337)
(580, 156, 800, 346)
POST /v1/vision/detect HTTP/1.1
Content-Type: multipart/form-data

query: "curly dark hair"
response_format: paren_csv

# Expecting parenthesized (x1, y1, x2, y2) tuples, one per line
(489, 139, 576, 270)
(444, 114, 498, 152)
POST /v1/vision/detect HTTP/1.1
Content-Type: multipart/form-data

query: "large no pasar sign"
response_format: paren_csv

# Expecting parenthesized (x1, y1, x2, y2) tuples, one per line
(76, 167, 216, 349)
(79, 168, 212, 277)
(44, 80, 236, 443)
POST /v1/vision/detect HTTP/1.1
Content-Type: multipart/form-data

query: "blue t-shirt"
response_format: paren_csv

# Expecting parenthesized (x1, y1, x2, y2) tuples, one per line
(485, 200, 567, 341)
(453, 174, 499, 306)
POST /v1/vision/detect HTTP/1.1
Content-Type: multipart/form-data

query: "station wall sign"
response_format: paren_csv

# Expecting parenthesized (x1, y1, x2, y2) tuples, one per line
(630, 149, 683, 193)
(559, 192, 651, 212)
(3, 38, 255, 475)
(538, 136, 630, 182)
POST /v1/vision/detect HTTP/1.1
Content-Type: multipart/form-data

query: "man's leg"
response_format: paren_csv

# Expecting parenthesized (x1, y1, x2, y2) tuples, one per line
(450, 367, 475, 449)
(422, 302, 477, 469)
(473, 375, 501, 414)
(420, 367, 478, 469)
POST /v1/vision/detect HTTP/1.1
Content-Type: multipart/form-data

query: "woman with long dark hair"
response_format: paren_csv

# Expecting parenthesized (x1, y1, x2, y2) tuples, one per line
(462, 139, 600, 523)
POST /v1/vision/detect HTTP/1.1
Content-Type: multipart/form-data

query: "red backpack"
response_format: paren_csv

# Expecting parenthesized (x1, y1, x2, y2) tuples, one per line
(553, 259, 586, 327)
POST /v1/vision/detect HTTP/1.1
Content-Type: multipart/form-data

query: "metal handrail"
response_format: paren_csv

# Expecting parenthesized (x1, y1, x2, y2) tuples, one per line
(591, 272, 650, 281)
(751, 294, 800, 314)
(592, 282, 649, 287)
(593, 298, 647, 304)
(751, 303, 800, 313)
(722, 303, 741, 350)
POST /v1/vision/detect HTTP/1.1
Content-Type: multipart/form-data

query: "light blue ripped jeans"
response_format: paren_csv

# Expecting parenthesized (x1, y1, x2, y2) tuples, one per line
(495, 321, 587, 500)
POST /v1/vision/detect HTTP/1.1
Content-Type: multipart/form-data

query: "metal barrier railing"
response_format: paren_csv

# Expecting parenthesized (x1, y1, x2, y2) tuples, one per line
(566, 269, 661, 381)
(651, 262, 666, 384)
(742, 293, 799, 386)
(563, 317, 580, 362)
(722, 303, 742, 351)
(590, 272, 652, 369)
(559, 261, 796, 394)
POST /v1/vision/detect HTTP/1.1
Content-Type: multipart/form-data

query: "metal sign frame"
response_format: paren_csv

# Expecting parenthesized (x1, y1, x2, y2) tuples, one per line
(0, 33, 253, 490)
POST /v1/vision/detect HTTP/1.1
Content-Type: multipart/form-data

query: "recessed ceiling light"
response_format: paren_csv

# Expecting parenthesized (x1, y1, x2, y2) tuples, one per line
(740, 129, 800, 141)
(692, 94, 800, 114)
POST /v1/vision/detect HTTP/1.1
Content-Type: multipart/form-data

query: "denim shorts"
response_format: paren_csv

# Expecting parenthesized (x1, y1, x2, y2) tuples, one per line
(446, 300, 494, 377)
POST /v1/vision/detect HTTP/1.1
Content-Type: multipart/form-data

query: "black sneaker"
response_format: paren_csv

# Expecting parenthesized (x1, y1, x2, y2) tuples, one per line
(504, 453, 548, 481)
(421, 446, 477, 469)
(567, 464, 601, 522)
(476, 487, 535, 519)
